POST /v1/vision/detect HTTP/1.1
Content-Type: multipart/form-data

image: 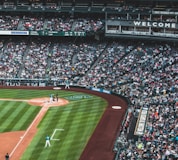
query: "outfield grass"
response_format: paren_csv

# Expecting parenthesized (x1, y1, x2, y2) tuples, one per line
(0, 88, 107, 160)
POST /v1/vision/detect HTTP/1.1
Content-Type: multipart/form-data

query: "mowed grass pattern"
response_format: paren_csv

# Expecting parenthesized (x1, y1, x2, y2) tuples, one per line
(0, 89, 107, 160)
(0, 101, 40, 132)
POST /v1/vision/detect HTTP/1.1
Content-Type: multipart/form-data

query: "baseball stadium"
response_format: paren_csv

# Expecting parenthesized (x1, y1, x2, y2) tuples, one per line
(0, 0, 177, 160)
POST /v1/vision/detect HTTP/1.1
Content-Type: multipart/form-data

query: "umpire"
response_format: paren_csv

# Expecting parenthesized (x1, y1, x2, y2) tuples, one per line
(5, 153, 9, 160)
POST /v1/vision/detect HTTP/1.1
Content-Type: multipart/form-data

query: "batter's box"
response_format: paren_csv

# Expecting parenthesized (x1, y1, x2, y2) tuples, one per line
(51, 128, 64, 141)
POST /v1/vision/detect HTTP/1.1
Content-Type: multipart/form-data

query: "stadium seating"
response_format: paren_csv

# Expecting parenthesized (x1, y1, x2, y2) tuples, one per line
(0, 2, 177, 159)
(0, 37, 177, 159)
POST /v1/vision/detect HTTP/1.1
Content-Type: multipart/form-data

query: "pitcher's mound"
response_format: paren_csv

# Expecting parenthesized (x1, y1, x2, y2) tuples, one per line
(28, 97, 69, 107)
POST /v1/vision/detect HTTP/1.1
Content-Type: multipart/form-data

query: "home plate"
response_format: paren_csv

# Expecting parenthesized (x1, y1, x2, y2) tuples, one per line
(112, 106, 122, 109)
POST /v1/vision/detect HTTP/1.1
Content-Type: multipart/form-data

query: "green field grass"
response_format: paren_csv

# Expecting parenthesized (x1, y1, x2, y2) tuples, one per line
(0, 88, 107, 160)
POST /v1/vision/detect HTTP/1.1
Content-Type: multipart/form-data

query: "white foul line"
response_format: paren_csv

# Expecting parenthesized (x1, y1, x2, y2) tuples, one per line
(51, 129, 64, 141)
(10, 106, 46, 157)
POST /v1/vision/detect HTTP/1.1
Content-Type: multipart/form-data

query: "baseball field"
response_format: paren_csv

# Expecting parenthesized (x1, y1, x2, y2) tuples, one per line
(0, 86, 128, 160)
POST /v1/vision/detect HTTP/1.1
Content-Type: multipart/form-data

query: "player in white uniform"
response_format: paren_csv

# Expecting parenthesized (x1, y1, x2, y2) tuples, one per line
(65, 78, 70, 89)
(45, 135, 51, 147)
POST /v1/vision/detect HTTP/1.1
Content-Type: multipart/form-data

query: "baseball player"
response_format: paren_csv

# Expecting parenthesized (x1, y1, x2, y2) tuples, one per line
(65, 78, 70, 89)
(50, 94, 53, 103)
(45, 135, 51, 147)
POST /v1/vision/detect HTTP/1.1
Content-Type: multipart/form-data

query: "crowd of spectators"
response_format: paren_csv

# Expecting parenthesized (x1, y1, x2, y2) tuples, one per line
(48, 42, 106, 83)
(21, 40, 50, 79)
(107, 42, 177, 160)
(0, 38, 106, 81)
(73, 18, 103, 32)
(0, 38, 177, 159)
(0, 14, 104, 33)
(0, 15, 20, 30)
(45, 16, 73, 32)
(0, 40, 27, 78)
(116, 97, 177, 160)
(21, 15, 45, 31)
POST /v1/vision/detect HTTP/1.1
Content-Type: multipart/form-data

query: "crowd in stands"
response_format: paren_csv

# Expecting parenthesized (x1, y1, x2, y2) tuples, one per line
(21, 41, 50, 79)
(0, 37, 177, 159)
(108, 42, 177, 159)
(49, 42, 106, 83)
(21, 15, 45, 31)
(116, 96, 177, 160)
(0, 41, 27, 78)
(0, 15, 20, 30)
(0, 14, 104, 33)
